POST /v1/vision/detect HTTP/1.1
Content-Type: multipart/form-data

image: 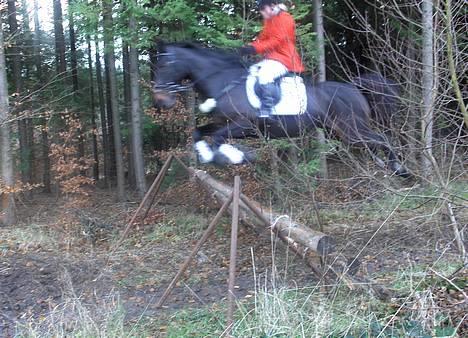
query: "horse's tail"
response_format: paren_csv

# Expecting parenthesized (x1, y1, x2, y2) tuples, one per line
(353, 73, 401, 130)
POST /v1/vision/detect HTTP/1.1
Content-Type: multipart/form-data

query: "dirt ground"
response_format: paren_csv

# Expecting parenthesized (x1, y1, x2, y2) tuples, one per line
(0, 171, 467, 337)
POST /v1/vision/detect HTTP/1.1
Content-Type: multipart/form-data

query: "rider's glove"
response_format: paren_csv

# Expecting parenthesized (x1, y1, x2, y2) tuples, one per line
(238, 45, 256, 56)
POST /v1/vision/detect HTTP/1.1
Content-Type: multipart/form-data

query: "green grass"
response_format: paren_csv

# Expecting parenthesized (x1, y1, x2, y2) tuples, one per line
(389, 259, 464, 293)
(158, 259, 464, 338)
(16, 293, 151, 338)
(164, 307, 225, 338)
(0, 224, 60, 254)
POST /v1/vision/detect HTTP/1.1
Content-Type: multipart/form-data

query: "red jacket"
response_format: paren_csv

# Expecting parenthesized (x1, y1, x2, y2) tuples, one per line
(251, 11, 305, 73)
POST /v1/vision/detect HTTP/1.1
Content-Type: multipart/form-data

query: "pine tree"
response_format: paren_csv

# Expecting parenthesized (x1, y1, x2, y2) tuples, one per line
(0, 12, 17, 226)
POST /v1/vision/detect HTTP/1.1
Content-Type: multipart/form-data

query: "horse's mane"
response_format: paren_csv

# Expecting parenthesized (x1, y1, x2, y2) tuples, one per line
(164, 42, 247, 67)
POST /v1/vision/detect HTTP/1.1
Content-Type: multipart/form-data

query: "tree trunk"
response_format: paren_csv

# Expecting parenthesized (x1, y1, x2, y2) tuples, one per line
(7, 1, 22, 94)
(34, 0, 50, 192)
(41, 122, 51, 193)
(103, 0, 125, 200)
(69, 0, 79, 92)
(33, 0, 43, 82)
(0, 14, 17, 226)
(129, 9, 147, 197)
(123, 42, 135, 188)
(20, 0, 33, 79)
(7, 0, 32, 189)
(104, 55, 116, 179)
(421, 0, 435, 178)
(313, 0, 328, 179)
(95, 41, 111, 187)
(68, 1, 85, 173)
(53, 0, 67, 74)
(21, 1, 35, 185)
(87, 36, 99, 182)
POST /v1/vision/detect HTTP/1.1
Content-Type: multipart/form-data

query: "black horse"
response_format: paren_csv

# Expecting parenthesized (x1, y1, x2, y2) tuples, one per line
(152, 42, 409, 177)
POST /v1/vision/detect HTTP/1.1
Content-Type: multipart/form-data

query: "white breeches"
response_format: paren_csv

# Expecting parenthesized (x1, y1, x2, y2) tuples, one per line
(249, 59, 288, 85)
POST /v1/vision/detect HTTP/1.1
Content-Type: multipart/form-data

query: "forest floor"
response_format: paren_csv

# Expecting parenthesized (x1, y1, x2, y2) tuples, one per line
(0, 166, 467, 337)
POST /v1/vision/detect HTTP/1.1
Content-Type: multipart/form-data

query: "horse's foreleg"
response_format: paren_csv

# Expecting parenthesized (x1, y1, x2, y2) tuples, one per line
(211, 121, 256, 165)
(193, 123, 219, 163)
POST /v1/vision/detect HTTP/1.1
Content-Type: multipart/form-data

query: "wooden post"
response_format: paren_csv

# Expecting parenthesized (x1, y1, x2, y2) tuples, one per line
(226, 176, 241, 334)
(113, 155, 173, 249)
(155, 192, 234, 308)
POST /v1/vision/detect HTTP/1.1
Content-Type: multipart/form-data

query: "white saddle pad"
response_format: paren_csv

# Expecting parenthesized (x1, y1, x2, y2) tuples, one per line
(246, 75, 308, 116)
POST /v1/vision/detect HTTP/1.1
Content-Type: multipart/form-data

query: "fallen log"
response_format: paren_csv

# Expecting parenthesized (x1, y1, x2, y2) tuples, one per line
(186, 168, 335, 256)
(186, 168, 394, 300)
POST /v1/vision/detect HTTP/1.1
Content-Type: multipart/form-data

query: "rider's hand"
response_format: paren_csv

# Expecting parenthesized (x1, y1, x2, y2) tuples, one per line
(238, 45, 256, 56)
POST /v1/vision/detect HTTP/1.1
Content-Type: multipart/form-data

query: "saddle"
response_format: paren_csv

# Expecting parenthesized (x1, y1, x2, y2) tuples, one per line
(246, 73, 308, 116)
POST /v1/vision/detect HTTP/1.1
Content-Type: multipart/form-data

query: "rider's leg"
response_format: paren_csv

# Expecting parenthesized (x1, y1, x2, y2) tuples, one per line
(256, 60, 288, 118)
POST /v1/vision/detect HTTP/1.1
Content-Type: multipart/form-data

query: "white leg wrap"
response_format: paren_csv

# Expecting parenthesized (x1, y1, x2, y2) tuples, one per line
(199, 98, 217, 113)
(218, 144, 245, 164)
(195, 141, 214, 163)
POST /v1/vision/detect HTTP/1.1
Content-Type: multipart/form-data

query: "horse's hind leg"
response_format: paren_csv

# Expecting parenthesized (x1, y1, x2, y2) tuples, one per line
(360, 130, 410, 178)
(193, 123, 219, 163)
(210, 120, 256, 165)
(331, 118, 410, 177)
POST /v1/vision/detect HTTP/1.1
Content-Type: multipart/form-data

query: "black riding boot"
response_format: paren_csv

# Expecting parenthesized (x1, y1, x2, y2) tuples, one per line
(258, 83, 277, 118)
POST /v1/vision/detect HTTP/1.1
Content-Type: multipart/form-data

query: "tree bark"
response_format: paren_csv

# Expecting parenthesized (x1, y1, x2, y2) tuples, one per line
(7, 1, 22, 94)
(103, 0, 125, 200)
(104, 53, 116, 179)
(20, 0, 33, 79)
(129, 9, 147, 197)
(33, 0, 43, 82)
(69, 0, 79, 92)
(21, 2, 35, 185)
(421, 0, 435, 178)
(0, 14, 17, 226)
(7, 0, 33, 189)
(95, 41, 111, 187)
(123, 42, 135, 187)
(313, 0, 328, 179)
(53, 0, 67, 74)
(41, 122, 51, 193)
(34, 0, 51, 192)
(87, 36, 99, 182)
(68, 1, 85, 173)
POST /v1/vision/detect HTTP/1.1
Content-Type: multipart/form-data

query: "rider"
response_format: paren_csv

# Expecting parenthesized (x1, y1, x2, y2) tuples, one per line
(240, 0, 305, 118)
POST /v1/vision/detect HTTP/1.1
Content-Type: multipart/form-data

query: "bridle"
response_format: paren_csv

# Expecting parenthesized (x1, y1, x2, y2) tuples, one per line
(152, 52, 193, 94)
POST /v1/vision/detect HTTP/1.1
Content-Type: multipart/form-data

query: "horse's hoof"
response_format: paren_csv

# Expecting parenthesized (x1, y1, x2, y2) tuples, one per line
(215, 144, 245, 165)
(194, 140, 214, 163)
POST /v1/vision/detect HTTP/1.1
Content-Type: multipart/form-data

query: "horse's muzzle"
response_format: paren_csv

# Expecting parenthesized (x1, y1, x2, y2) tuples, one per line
(152, 90, 176, 109)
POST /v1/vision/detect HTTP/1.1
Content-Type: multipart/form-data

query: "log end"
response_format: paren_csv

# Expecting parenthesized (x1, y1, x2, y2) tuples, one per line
(316, 235, 336, 256)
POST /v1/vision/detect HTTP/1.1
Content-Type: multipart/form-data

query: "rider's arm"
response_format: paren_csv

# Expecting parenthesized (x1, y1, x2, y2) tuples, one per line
(251, 14, 294, 54)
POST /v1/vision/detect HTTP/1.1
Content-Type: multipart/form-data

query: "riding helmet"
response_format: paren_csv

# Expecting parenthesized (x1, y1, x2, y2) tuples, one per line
(257, 0, 279, 9)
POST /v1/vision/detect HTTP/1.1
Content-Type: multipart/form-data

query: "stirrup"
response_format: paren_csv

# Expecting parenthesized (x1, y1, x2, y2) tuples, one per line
(257, 108, 272, 118)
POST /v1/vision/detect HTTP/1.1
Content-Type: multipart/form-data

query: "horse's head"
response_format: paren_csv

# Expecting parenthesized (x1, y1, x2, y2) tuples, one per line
(152, 42, 245, 109)
(152, 43, 191, 109)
